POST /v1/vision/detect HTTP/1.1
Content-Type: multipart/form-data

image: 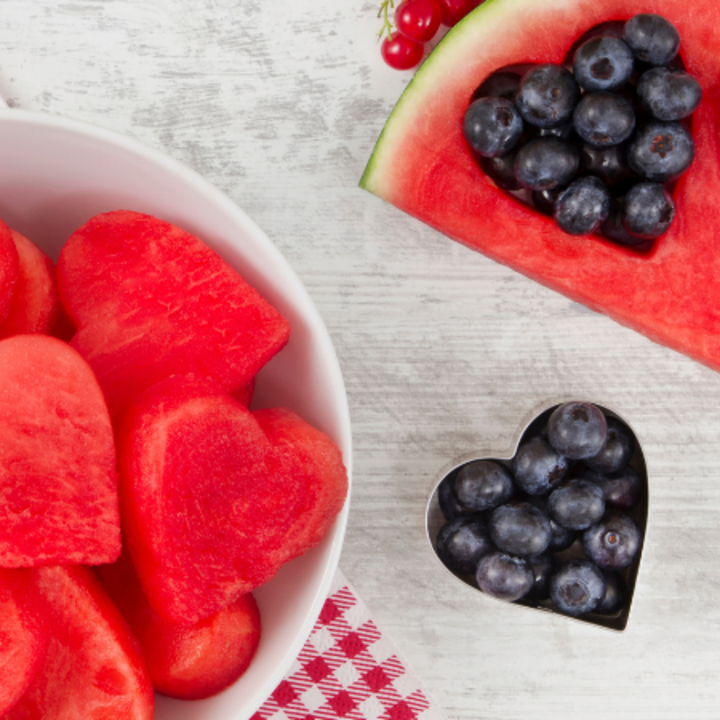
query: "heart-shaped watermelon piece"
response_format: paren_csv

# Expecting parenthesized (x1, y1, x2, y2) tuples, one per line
(57, 210, 291, 423)
(0, 568, 49, 715)
(0, 219, 19, 325)
(0, 335, 120, 568)
(426, 401, 647, 630)
(96, 546, 261, 701)
(4, 565, 154, 720)
(0, 230, 59, 339)
(118, 376, 348, 625)
(361, 0, 720, 373)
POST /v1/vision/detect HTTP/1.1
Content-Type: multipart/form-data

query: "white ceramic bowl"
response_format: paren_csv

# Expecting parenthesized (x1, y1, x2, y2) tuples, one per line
(0, 108, 352, 720)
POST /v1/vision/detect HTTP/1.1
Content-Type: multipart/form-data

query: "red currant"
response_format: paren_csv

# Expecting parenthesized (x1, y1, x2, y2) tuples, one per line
(381, 32, 424, 70)
(436, 0, 482, 27)
(394, 0, 442, 44)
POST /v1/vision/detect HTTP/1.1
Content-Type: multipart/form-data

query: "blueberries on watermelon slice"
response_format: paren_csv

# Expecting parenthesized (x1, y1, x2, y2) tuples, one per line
(514, 138, 580, 191)
(579, 143, 629, 187)
(636, 67, 702, 121)
(515, 64, 580, 129)
(458, 13, 697, 246)
(554, 176, 611, 236)
(623, 13, 680, 67)
(622, 182, 676, 239)
(627, 121, 695, 183)
(463, 97, 524, 158)
(572, 92, 636, 149)
(573, 35, 634, 92)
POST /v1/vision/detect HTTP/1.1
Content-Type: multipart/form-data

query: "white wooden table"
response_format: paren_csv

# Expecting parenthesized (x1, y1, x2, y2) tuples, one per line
(2, 2, 720, 719)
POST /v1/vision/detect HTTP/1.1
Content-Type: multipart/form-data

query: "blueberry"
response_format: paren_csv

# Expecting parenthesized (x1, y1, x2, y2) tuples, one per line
(547, 401, 608, 459)
(480, 152, 522, 190)
(463, 97, 524, 158)
(515, 64, 580, 129)
(472, 70, 522, 102)
(573, 35, 635, 92)
(595, 570, 628, 614)
(588, 466, 643, 510)
(435, 516, 494, 575)
(453, 459, 515, 512)
(601, 199, 651, 248)
(532, 186, 565, 216)
(623, 14, 680, 67)
(573, 92, 636, 148)
(476, 551, 535, 601)
(513, 435, 569, 495)
(550, 559, 606, 617)
(525, 495, 578, 552)
(585, 416, 635, 474)
(437, 473, 471, 520)
(489, 501, 552, 556)
(579, 143, 629, 186)
(554, 176, 611, 236)
(514, 138, 580, 191)
(583, 514, 643, 569)
(622, 181, 676, 239)
(548, 479, 606, 531)
(637, 67, 702, 121)
(525, 552, 555, 601)
(627, 121, 694, 182)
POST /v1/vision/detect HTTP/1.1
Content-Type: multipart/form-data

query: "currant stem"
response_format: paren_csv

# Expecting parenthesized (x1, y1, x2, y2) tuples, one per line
(377, 0, 396, 41)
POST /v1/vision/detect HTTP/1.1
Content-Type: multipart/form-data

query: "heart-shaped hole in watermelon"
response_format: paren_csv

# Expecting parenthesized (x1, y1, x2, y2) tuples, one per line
(464, 18, 697, 251)
(425, 401, 647, 631)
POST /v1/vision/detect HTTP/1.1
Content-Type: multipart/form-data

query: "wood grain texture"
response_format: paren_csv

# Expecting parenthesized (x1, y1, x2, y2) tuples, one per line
(2, 2, 720, 718)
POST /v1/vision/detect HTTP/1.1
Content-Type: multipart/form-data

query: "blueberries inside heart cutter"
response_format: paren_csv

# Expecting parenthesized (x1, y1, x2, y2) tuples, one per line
(425, 401, 648, 631)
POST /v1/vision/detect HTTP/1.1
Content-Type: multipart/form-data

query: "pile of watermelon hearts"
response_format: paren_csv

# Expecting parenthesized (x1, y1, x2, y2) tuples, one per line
(0, 211, 349, 718)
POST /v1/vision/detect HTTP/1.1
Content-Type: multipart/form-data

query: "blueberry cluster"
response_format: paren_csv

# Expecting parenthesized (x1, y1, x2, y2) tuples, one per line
(434, 402, 644, 619)
(462, 14, 701, 247)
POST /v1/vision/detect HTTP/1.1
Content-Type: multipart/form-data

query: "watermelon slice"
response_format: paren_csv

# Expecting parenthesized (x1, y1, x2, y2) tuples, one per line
(96, 547, 261, 700)
(4, 565, 154, 720)
(117, 375, 348, 625)
(0, 230, 59, 339)
(0, 335, 120, 568)
(361, 0, 720, 372)
(56, 210, 290, 423)
(0, 568, 48, 715)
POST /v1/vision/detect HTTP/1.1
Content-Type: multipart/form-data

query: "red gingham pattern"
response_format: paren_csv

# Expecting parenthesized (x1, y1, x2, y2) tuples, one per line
(252, 570, 446, 720)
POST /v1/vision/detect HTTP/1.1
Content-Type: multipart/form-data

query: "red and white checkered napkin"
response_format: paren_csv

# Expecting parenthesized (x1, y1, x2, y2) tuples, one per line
(251, 570, 447, 720)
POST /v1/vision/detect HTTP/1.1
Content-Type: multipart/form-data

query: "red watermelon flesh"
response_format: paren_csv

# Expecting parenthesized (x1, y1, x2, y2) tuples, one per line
(96, 547, 261, 701)
(0, 335, 120, 568)
(118, 375, 348, 625)
(0, 218, 19, 325)
(360, 0, 720, 373)
(254, 407, 349, 560)
(4, 565, 154, 720)
(56, 210, 290, 423)
(0, 568, 49, 715)
(0, 230, 59, 339)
